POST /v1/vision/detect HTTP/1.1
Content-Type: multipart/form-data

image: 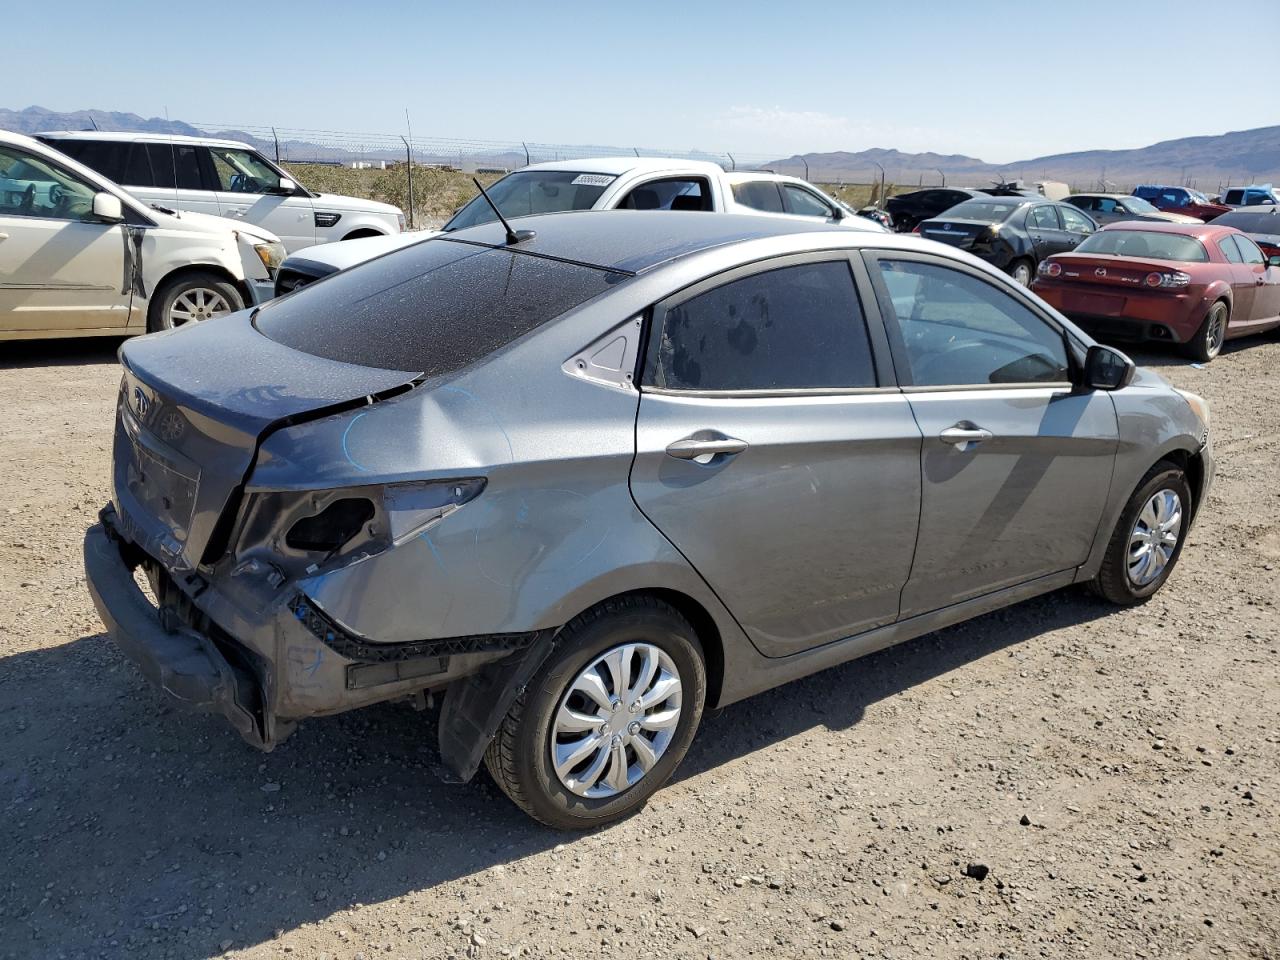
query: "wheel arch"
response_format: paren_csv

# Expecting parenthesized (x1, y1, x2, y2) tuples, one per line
(147, 263, 251, 320)
(342, 227, 386, 241)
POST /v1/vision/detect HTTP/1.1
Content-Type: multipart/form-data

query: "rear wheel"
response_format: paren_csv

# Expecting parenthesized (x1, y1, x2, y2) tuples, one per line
(1091, 462, 1192, 605)
(484, 596, 706, 829)
(1180, 300, 1228, 362)
(147, 272, 243, 333)
(1008, 258, 1034, 286)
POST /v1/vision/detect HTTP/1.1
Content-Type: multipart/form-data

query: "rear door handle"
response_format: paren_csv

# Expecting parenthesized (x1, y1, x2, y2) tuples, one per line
(665, 436, 748, 460)
(939, 424, 993, 449)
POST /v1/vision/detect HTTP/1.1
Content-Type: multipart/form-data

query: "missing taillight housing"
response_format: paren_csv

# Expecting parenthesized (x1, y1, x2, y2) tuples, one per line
(286, 498, 375, 552)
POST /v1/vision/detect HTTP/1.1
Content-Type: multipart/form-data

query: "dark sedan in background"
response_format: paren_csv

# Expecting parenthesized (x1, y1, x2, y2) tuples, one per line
(885, 187, 983, 233)
(1066, 193, 1199, 226)
(1210, 206, 1280, 259)
(916, 197, 1098, 285)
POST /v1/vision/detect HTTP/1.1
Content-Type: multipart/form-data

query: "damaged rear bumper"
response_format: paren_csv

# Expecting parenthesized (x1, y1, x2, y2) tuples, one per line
(84, 521, 270, 748)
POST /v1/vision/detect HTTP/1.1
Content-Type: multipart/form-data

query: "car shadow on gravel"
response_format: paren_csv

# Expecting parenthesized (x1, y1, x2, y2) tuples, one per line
(0, 336, 125, 370)
(3, 586, 1114, 957)
(680, 586, 1114, 782)
(1122, 338, 1256, 370)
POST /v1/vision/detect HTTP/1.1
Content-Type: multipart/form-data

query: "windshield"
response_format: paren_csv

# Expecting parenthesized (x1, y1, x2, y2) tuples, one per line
(1124, 196, 1159, 214)
(1188, 190, 1210, 204)
(445, 170, 616, 230)
(1214, 211, 1280, 234)
(939, 200, 1021, 223)
(1075, 230, 1208, 262)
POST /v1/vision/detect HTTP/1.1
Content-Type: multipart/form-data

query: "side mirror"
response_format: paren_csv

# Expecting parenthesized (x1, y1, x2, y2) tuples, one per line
(276, 177, 297, 195)
(831, 206, 845, 221)
(91, 192, 123, 223)
(1084, 343, 1135, 390)
(1268, 255, 1280, 267)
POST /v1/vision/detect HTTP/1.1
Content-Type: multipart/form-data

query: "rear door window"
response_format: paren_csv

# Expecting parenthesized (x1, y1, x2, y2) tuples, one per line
(144, 144, 205, 190)
(1218, 238, 1244, 263)
(731, 181, 785, 213)
(1028, 205, 1061, 229)
(121, 144, 154, 186)
(255, 238, 617, 374)
(645, 260, 876, 391)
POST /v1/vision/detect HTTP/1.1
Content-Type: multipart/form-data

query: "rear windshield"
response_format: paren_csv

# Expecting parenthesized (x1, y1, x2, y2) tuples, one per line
(255, 238, 618, 373)
(1214, 211, 1280, 233)
(444, 170, 615, 231)
(1074, 230, 1208, 262)
(939, 200, 1021, 223)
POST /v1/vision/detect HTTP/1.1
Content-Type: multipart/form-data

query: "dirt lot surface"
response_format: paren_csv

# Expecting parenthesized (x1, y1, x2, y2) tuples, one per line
(1, 335, 1276, 960)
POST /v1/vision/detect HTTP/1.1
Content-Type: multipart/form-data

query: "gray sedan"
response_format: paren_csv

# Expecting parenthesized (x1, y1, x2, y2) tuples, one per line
(84, 210, 1214, 829)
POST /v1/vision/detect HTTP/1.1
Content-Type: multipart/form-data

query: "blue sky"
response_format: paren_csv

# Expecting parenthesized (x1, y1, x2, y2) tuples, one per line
(7, 0, 1277, 162)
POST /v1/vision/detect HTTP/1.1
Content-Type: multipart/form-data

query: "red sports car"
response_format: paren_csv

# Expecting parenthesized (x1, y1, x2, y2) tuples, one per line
(1031, 222, 1280, 361)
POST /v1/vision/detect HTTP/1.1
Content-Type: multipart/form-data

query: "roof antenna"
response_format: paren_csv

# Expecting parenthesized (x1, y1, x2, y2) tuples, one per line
(471, 177, 533, 244)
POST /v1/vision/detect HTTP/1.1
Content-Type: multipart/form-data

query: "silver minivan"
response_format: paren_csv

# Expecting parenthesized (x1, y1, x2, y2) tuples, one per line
(38, 131, 404, 253)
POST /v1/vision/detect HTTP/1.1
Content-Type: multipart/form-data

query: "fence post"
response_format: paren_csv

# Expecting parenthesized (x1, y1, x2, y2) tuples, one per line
(272, 126, 281, 163)
(400, 136, 414, 231)
(726, 153, 735, 171)
(522, 141, 530, 167)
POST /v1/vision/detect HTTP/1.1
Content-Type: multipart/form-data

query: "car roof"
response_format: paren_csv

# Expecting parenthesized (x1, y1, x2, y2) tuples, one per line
(442, 209, 897, 274)
(1100, 220, 1236, 238)
(1068, 193, 1133, 200)
(521, 156, 726, 176)
(37, 129, 253, 150)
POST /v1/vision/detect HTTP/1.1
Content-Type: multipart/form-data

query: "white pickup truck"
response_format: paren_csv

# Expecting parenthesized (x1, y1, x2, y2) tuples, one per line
(274, 157, 883, 295)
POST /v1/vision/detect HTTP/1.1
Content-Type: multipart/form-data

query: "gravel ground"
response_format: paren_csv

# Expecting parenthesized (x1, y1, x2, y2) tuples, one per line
(0, 334, 1276, 960)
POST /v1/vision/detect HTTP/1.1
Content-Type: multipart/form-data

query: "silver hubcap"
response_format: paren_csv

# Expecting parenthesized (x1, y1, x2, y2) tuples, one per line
(1205, 307, 1226, 356)
(550, 643, 683, 799)
(1127, 489, 1182, 587)
(169, 287, 232, 327)
(1013, 263, 1032, 286)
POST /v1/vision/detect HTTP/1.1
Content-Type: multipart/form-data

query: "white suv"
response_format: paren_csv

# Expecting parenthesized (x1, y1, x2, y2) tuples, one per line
(0, 130, 285, 340)
(37, 131, 405, 253)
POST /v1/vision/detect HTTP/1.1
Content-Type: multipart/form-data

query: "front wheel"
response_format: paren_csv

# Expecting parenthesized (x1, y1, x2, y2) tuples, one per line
(1091, 463, 1192, 605)
(484, 596, 706, 829)
(147, 271, 244, 332)
(1180, 300, 1228, 362)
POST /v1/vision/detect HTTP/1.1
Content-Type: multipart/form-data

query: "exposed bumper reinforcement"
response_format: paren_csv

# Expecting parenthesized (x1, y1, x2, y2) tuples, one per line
(83, 522, 268, 748)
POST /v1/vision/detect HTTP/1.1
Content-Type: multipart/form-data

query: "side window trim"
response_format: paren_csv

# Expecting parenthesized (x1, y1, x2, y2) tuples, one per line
(858, 248, 1080, 391)
(637, 251, 897, 397)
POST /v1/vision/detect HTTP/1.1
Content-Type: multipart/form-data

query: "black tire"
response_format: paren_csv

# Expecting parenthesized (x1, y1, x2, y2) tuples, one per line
(147, 271, 244, 333)
(1091, 462, 1193, 605)
(1008, 258, 1034, 287)
(1179, 300, 1228, 362)
(484, 596, 706, 830)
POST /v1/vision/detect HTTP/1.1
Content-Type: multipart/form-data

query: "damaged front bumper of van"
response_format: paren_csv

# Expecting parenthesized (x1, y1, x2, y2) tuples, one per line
(83, 505, 554, 777)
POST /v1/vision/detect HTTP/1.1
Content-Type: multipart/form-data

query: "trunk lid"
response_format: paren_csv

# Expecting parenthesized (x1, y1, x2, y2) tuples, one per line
(1045, 253, 1188, 290)
(112, 311, 420, 573)
(917, 217, 992, 250)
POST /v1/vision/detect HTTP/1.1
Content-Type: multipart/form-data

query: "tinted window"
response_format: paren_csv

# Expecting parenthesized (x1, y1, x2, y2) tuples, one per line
(122, 144, 153, 186)
(782, 185, 833, 218)
(1028, 205, 1061, 229)
(1060, 206, 1094, 233)
(1224, 189, 1245, 205)
(1232, 234, 1265, 264)
(618, 177, 710, 211)
(45, 139, 127, 183)
(446, 170, 614, 229)
(256, 238, 616, 374)
(1074, 230, 1209, 262)
(940, 200, 1021, 222)
(145, 144, 204, 190)
(1217, 237, 1244, 263)
(648, 261, 875, 391)
(731, 181, 785, 213)
(1068, 196, 1098, 211)
(875, 259, 1068, 387)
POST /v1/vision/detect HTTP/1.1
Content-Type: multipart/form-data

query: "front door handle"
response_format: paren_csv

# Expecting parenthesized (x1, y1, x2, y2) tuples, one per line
(665, 436, 748, 461)
(939, 424, 993, 450)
